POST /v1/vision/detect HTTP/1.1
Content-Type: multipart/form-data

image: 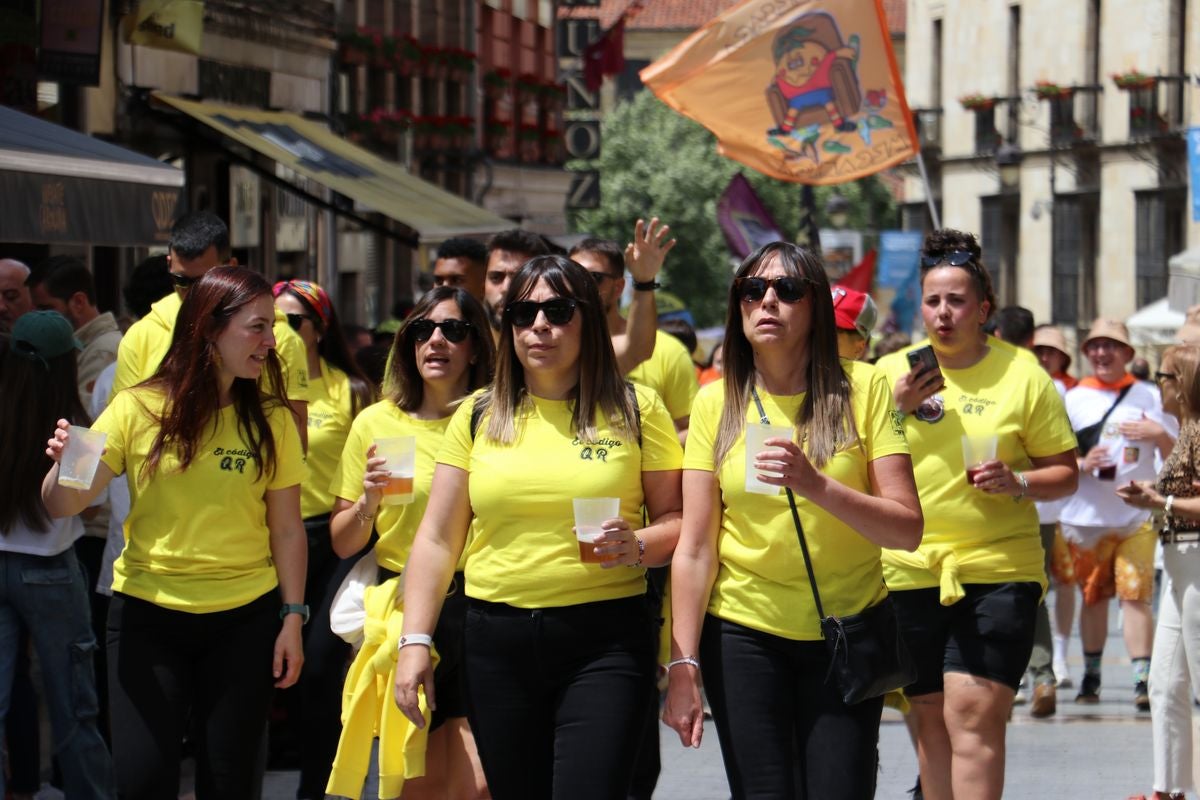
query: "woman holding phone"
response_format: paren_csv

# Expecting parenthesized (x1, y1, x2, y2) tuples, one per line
(326, 286, 493, 799)
(663, 242, 922, 799)
(42, 267, 307, 800)
(875, 229, 1078, 800)
(393, 255, 683, 799)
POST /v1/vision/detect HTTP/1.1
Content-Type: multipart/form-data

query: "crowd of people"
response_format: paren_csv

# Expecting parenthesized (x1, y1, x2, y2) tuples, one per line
(0, 210, 1196, 800)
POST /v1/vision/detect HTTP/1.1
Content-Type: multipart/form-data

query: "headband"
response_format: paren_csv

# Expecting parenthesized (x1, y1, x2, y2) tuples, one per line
(273, 279, 333, 329)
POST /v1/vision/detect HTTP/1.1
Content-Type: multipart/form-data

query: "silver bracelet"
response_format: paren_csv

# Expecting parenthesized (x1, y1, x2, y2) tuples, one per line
(665, 655, 700, 670)
(627, 535, 645, 568)
(398, 633, 433, 650)
(1014, 471, 1028, 501)
(1166, 495, 1175, 519)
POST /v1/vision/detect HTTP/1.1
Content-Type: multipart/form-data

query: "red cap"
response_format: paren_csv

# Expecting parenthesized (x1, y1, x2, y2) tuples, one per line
(831, 287, 877, 339)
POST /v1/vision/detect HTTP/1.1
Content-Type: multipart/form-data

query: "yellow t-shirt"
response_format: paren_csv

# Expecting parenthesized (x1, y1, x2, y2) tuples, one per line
(683, 361, 910, 640)
(330, 400, 452, 573)
(108, 290, 309, 402)
(94, 387, 307, 613)
(988, 335, 1040, 365)
(628, 330, 699, 423)
(302, 360, 356, 519)
(876, 343, 1077, 597)
(438, 385, 683, 608)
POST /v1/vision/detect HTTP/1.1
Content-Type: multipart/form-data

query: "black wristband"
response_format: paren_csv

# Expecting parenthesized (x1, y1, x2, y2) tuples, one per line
(632, 279, 660, 291)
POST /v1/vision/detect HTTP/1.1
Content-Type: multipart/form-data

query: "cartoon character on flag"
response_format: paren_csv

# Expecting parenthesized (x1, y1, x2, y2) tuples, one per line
(763, 12, 895, 165)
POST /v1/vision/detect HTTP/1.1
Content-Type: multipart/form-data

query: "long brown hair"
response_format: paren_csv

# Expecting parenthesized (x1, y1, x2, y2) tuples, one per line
(141, 267, 287, 481)
(475, 255, 637, 444)
(0, 335, 89, 532)
(714, 242, 856, 469)
(384, 286, 494, 412)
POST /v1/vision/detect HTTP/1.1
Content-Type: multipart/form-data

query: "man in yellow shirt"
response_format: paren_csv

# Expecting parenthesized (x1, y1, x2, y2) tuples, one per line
(482, 229, 550, 341)
(110, 211, 309, 446)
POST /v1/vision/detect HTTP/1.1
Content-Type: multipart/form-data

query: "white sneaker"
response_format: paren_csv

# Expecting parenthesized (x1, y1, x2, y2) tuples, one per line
(1053, 658, 1073, 689)
(1013, 678, 1030, 705)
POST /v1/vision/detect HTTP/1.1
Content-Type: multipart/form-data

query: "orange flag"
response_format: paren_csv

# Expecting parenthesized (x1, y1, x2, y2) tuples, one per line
(641, 0, 917, 185)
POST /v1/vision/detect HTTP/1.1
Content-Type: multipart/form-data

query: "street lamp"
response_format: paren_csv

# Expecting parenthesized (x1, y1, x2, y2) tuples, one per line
(825, 193, 850, 229)
(995, 141, 1022, 190)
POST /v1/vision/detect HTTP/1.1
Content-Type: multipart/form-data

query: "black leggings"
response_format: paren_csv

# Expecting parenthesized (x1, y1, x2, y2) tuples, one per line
(700, 614, 883, 800)
(463, 595, 656, 800)
(107, 591, 278, 800)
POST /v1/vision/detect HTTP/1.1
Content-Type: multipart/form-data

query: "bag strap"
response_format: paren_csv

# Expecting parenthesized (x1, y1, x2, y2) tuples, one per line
(1084, 383, 1134, 448)
(750, 387, 826, 621)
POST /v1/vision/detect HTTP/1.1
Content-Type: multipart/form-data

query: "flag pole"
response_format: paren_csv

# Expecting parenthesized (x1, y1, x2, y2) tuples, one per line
(798, 184, 822, 256)
(915, 148, 942, 229)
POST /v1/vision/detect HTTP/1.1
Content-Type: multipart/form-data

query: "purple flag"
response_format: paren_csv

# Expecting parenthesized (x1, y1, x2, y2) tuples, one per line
(717, 173, 784, 260)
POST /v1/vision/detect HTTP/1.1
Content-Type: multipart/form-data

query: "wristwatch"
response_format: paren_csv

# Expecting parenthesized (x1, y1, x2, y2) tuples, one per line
(280, 603, 310, 624)
(632, 279, 661, 291)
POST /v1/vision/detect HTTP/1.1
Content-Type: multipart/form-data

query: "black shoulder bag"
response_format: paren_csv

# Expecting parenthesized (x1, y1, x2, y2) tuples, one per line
(1073, 384, 1133, 454)
(751, 388, 916, 704)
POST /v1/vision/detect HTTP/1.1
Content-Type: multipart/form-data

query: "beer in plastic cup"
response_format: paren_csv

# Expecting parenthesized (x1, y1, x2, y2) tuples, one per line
(573, 497, 620, 563)
(58, 425, 107, 490)
(374, 436, 416, 505)
(744, 424, 793, 495)
(962, 434, 998, 487)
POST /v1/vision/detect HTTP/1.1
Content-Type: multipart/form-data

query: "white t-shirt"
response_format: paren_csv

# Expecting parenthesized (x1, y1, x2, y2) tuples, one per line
(1060, 380, 1178, 528)
(1036, 377, 1070, 524)
(0, 514, 83, 557)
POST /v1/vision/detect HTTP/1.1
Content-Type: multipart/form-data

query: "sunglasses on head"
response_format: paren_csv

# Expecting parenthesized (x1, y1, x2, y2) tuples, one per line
(734, 276, 808, 304)
(407, 318, 473, 343)
(507, 297, 578, 328)
(920, 249, 975, 268)
(170, 272, 201, 289)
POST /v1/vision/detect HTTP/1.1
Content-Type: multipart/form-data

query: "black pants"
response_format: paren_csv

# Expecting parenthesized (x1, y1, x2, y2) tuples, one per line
(107, 591, 278, 800)
(700, 614, 883, 800)
(74, 535, 112, 744)
(463, 595, 656, 800)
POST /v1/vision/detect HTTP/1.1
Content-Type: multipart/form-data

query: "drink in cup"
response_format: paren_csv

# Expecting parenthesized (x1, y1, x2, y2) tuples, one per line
(374, 436, 416, 505)
(1097, 464, 1117, 481)
(962, 434, 998, 487)
(58, 425, 107, 490)
(745, 424, 794, 495)
(573, 497, 620, 563)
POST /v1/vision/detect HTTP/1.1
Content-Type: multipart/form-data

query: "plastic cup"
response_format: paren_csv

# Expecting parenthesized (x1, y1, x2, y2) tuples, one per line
(573, 497, 620, 563)
(374, 436, 416, 506)
(745, 423, 793, 495)
(58, 425, 107, 490)
(962, 434, 998, 486)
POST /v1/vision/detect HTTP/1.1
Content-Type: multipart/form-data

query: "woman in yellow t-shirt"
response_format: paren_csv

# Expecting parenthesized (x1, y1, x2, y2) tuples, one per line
(42, 267, 307, 799)
(271, 279, 374, 798)
(325, 286, 494, 799)
(662, 242, 922, 799)
(876, 229, 1078, 800)
(393, 255, 683, 799)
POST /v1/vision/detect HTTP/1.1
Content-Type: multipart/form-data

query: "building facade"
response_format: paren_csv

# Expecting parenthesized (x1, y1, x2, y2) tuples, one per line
(903, 0, 1200, 345)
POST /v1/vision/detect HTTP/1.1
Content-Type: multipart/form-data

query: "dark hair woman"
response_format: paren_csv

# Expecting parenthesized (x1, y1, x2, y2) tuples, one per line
(393, 256, 684, 799)
(1, 312, 113, 798)
(1118, 345, 1200, 800)
(42, 267, 308, 799)
(875, 229, 1078, 799)
(663, 243, 923, 798)
(271, 279, 375, 797)
(326, 286, 493, 799)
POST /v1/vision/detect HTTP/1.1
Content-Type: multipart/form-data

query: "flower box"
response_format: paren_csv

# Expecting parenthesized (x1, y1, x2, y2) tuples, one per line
(1113, 70, 1155, 91)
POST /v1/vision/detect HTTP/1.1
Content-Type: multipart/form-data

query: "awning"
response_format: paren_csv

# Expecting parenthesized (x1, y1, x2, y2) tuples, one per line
(153, 94, 513, 243)
(0, 105, 183, 246)
(1126, 297, 1185, 346)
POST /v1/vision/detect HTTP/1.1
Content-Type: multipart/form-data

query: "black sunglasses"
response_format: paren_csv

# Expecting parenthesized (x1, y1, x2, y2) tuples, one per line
(1155, 371, 1178, 385)
(408, 318, 473, 343)
(734, 276, 808, 304)
(285, 312, 311, 332)
(587, 270, 617, 285)
(170, 272, 201, 289)
(920, 249, 975, 268)
(507, 297, 578, 328)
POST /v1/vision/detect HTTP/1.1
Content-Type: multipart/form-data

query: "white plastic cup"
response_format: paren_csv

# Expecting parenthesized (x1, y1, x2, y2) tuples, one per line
(961, 434, 998, 486)
(58, 425, 107, 490)
(573, 497, 620, 563)
(744, 423, 793, 495)
(374, 436, 416, 505)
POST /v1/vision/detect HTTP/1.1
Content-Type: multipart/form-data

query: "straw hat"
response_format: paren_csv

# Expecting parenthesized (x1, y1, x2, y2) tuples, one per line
(1082, 318, 1133, 350)
(1031, 326, 1071, 367)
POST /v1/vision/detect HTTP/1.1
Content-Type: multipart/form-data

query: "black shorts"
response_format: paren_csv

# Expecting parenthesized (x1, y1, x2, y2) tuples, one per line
(890, 582, 1041, 695)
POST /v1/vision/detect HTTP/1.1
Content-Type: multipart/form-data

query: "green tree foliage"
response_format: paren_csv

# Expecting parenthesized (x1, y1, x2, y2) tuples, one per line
(572, 90, 898, 327)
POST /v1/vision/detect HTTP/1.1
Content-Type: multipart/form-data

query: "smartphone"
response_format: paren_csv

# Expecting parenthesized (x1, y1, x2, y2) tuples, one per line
(906, 345, 939, 374)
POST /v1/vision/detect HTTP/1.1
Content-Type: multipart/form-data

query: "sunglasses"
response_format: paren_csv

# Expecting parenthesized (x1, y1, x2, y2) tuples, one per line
(587, 270, 617, 285)
(507, 297, 578, 328)
(1155, 371, 1177, 385)
(170, 272, 201, 289)
(734, 276, 808, 304)
(920, 249, 975, 268)
(407, 318, 473, 343)
(285, 313, 311, 332)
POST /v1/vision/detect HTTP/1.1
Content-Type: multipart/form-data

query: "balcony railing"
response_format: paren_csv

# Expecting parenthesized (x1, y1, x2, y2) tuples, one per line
(1123, 76, 1188, 140)
(1038, 85, 1102, 148)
